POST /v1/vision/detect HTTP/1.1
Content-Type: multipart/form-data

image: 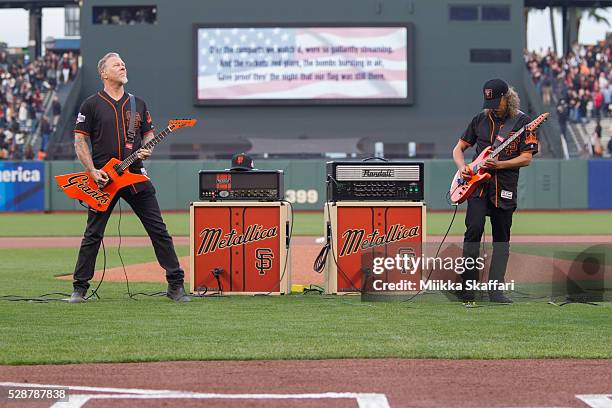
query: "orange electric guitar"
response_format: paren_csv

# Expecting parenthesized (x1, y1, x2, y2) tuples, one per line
(449, 112, 549, 204)
(55, 119, 197, 211)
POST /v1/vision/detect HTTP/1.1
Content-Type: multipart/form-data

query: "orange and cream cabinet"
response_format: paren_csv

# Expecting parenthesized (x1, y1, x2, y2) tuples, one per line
(190, 201, 291, 295)
(324, 201, 426, 294)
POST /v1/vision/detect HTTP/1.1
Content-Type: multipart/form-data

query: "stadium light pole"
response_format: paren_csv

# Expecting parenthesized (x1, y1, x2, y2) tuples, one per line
(28, 6, 43, 60)
(550, 7, 558, 55)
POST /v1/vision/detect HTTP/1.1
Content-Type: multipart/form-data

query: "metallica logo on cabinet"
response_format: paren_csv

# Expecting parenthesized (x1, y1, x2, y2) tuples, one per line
(324, 201, 426, 294)
(190, 201, 291, 294)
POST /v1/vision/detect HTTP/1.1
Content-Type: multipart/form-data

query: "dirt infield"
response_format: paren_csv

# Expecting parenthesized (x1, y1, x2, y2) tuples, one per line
(26, 235, 608, 286)
(1, 235, 610, 286)
(3, 235, 612, 249)
(0, 359, 610, 407)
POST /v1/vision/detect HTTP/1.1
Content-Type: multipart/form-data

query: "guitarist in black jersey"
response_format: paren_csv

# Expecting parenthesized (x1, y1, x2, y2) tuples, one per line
(451, 79, 539, 303)
(69, 52, 190, 303)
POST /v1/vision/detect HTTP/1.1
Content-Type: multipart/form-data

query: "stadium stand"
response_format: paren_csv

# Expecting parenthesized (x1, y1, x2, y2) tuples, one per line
(0, 49, 78, 161)
(525, 42, 612, 158)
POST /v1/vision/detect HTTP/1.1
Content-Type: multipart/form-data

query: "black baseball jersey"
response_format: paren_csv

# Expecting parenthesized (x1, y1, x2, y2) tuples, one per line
(74, 90, 154, 172)
(460, 110, 538, 210)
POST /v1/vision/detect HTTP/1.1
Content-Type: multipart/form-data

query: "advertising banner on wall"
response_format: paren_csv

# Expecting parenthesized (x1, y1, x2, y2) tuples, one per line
(0, 162, 45, 211)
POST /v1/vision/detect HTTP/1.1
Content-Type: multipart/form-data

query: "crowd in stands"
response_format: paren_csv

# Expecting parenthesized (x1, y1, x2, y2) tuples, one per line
(525, 42, 612, 157)
(0, 51, 77, 161)
(94, 6, 157, 25)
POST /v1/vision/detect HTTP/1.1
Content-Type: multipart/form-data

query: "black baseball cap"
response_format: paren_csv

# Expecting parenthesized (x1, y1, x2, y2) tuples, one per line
(230, 153, 254, 171)
(482, 78, 509, 109)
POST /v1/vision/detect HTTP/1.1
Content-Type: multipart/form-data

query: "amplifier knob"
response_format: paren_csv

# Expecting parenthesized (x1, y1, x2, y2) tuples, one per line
(219, 191, 229, 198)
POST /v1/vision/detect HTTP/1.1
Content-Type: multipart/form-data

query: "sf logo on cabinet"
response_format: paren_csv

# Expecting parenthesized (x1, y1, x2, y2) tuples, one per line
(255, 248, 274, 275)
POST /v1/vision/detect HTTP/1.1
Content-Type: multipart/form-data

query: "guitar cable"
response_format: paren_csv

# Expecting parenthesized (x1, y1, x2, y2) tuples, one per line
(76, 201, 105, 301)
(191, 269, 225, 298)
(84, 199, 161, 301)
(400, 202, 459, 303)
(191, 270, 226, 298)
(0, 203, 104, 303)
(117, 201, 160, 299)
(324, 200, 363, 294)
(482, 207, 548, 302)
(117, 200, 166, 299)
(314, 175, 373, 294)
(85, 200, 140, 301)
(86, 236, 105, 301)
(315, 175, 461, 300)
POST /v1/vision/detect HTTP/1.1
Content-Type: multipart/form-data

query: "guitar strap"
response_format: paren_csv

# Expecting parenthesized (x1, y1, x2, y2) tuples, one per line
(491, 111, 522, 150)
(471, 112, 522, 198)
(126, 93, 136, 154)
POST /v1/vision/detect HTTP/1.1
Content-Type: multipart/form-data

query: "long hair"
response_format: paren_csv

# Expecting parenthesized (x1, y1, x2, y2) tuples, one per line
(485, 86, 521, 118)
(505, 86, 521, 117)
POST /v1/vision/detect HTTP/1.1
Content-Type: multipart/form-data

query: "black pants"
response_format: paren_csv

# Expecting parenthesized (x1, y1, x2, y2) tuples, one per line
(461, 196, 513, 287)
(73, 182, 184, 292)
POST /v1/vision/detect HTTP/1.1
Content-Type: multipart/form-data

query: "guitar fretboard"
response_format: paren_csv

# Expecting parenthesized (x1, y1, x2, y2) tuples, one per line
(119, 126, 173, 171)
(490, 126, 525, 159)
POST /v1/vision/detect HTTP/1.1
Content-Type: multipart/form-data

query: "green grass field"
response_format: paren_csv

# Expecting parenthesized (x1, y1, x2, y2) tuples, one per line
(0, 245, 611, 364)
(1, 210, 612, 236)
(0, 211, 611, 365)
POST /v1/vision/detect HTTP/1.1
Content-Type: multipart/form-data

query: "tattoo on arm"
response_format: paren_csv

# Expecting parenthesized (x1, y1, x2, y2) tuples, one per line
(74, 135, 95, 173)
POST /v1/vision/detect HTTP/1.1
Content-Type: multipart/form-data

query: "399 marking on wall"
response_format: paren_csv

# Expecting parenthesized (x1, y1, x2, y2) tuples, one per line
(285, 189, 319, 204)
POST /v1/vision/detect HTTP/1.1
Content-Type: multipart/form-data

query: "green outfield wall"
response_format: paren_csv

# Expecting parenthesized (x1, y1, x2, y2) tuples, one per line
(42, 159, 601, 211)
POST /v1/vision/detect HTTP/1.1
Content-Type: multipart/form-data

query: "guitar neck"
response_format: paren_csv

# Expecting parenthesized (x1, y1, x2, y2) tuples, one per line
(119, 126, 173, 171)
(490, 126, 525, 159)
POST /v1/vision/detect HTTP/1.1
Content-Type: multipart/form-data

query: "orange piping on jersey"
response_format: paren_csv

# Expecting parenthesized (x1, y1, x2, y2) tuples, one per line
(495, 174, 498, 208)
(460, 138, 474, 147)
(97, 92, 122, 160)
(488, 113, 494, 145)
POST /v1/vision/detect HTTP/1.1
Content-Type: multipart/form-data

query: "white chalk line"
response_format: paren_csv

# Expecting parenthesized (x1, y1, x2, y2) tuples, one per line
(576, 395, 612, 408)
(3, 382, 611, 408)
(0, 381, 390, 408)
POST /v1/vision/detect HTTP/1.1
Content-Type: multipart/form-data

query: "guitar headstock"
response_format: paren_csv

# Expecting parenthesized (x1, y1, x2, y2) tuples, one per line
(526, 112, 549, 132)
(168, 119, 197, 131)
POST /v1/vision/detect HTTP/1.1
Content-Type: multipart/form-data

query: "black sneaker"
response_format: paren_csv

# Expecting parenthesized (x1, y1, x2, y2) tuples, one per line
(69, 290, 87, 304)
(457, 289, 475, 302)
(166, 283, 191, 302)
(489, 291, 513, 304)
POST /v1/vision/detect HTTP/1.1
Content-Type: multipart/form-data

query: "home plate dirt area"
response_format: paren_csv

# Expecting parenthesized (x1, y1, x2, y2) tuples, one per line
(0, 359, 611, 407)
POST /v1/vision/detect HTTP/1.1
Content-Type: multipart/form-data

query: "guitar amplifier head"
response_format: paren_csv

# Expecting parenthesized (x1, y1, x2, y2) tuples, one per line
(199, 170, 284, 201)
(327, 160, 424, 202)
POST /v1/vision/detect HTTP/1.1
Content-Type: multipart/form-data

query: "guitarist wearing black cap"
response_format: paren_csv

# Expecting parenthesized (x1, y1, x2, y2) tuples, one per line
(452, 79, 539, 303)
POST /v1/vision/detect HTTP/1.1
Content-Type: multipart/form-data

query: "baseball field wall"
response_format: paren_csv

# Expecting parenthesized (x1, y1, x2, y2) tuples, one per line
(0, 159, 605, 212)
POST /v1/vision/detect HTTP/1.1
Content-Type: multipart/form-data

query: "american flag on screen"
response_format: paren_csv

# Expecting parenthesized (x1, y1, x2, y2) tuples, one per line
(197, 27, 408, 100)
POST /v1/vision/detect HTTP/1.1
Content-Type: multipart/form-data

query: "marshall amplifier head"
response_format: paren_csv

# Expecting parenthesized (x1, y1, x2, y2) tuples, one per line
(199, 170, 283, 201)
(326, 160, 424, 202)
